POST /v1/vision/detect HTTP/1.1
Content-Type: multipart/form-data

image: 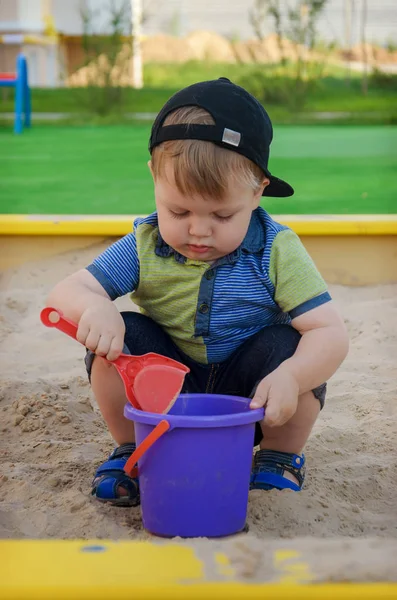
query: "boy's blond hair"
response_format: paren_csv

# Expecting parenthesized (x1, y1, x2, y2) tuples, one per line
(151, 106, 265, 200)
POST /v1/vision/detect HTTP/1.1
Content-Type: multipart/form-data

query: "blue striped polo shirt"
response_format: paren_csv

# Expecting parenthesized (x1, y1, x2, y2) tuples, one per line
(86, 207, 331, 364)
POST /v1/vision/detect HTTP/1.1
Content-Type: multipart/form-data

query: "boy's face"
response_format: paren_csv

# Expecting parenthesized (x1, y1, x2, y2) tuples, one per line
(150, 161, 268, 262)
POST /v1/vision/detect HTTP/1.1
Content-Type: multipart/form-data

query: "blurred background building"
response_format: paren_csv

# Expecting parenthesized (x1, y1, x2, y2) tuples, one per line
(0, 0, 396, 87)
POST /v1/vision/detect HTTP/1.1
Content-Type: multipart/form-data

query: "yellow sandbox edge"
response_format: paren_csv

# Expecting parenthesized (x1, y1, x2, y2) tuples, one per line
(1, 214, 397, 236)
(0, 540, 396, 600)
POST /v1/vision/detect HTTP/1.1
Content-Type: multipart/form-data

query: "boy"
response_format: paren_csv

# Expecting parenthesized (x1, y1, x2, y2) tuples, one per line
(47, 77, 349, 506)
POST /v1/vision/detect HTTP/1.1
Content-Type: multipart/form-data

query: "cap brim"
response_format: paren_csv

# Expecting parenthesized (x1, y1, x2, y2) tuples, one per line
(263, 175, 294, 198)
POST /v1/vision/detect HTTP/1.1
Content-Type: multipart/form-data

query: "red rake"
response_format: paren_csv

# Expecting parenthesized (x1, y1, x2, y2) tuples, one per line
(40, 307, 189, 414)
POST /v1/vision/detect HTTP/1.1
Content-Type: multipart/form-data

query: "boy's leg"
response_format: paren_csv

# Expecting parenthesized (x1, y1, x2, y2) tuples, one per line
(213, 325, 326, 489)
(258, 391, 320, 455)
(88, 311, 195, 444)
(90, 358, 134, 445)
(88, 311, 202, 505)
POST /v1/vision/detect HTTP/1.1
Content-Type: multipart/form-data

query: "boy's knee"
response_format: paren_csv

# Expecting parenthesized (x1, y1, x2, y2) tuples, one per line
(267, 324, 301, 353)
(85, 350, 112, 382)
(246, 324, 301, 368)
(120, 310, 150, 330)
(120, 311, 169, 354)
(91, 354, 113, 373)
(119, 311, 165, 341)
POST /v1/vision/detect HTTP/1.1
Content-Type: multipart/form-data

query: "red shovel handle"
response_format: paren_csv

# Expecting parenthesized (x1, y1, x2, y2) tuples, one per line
(124, 419, 170, 478)
(40, 307, 79, 341)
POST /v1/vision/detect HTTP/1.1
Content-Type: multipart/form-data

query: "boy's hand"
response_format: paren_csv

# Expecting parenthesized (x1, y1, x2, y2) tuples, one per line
(250, 367, 299, 427)
(76, 299, 126, 361)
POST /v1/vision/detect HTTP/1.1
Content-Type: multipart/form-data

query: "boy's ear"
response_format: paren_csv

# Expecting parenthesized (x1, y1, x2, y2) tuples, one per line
(147, 160, 154, 177)
(262, 177, 270, 193)
(253, 177, 270, 207)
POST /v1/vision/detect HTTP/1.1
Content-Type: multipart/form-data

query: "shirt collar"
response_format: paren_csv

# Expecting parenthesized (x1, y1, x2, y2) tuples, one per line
(240, 208, 265, 253)
(155, 208, 265, 265)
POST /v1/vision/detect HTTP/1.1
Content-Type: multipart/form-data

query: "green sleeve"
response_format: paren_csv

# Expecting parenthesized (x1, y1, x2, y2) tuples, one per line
(269, 229, 328, 314)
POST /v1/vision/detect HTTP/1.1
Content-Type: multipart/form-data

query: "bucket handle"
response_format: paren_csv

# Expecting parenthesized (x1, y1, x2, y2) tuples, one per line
(124, 419, 170, 478)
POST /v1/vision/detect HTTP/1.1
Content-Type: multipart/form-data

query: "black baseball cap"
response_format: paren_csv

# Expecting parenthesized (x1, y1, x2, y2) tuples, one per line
(149, 77, 294, 198)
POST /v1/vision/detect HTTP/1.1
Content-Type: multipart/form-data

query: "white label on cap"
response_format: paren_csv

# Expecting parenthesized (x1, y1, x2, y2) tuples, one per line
(222, 128, 241, 147)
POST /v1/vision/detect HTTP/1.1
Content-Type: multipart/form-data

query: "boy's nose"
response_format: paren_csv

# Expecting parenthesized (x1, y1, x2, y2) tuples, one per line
(188, 218, 211, 238)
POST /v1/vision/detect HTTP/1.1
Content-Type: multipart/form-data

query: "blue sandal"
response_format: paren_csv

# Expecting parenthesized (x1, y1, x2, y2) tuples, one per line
(250, 450, 305, 492)
(91, 443, 140, 506)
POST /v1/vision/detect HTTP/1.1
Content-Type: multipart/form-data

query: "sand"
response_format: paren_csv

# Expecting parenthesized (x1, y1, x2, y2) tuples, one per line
(0, 240, 396, 581)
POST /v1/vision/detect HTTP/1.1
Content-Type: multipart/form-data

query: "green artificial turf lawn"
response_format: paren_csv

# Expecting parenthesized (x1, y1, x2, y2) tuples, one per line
(1, 66, 396, 117)
(1, 124, 396, 215)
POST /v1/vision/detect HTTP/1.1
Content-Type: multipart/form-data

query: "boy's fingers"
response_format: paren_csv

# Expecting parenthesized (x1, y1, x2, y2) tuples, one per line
(250, 381, 270, 409)
(76, 321, 90, 345)
(263, 400, 282, 427)
(95, 334, 113, 358)
(84, 330, 101, 353)
(250, 396, 268, 409)
(280, 405, 296, 425)
(106, 336, 124, 361)
(250, 396, 265, 409)
(265, 400, 296, 427)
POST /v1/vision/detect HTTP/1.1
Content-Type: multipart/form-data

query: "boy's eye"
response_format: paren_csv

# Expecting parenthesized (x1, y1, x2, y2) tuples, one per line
(168, 210, 233, 222)
(214, 214, 233, 222)
(169, 210, 189, 219)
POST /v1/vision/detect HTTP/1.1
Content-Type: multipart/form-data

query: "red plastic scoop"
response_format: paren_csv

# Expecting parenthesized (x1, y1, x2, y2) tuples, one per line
(40, 307, 189, 414)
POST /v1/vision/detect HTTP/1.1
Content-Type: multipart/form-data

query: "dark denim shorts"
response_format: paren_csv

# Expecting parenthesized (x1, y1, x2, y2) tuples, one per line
(85, 311, 326, 446)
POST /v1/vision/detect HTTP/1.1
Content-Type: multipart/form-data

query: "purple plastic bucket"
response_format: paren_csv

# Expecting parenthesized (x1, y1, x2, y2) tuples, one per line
(124, 393, 264, 538)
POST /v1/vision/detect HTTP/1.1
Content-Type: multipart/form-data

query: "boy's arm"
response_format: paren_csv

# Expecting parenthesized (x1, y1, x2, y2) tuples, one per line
(265, 228, 349, 391)
(250, 301, 349, 424)
(250, 229, 349, 424)
(47, 268, 112, 323)
(46, 269, 126, 360)
(46, 230, 140, 360)
(47, 227, 140, 321)
(277, 301, 349, 393)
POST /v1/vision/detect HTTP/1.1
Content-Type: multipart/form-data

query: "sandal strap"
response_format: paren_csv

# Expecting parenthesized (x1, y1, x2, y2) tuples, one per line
(93, 473, 139, 502)
(252, 450, 306, 488)
(94, 444, 137, 479)
(92, 444, 140, 506)
(109, 443, 136, 460)
(94, 458, 130, 476)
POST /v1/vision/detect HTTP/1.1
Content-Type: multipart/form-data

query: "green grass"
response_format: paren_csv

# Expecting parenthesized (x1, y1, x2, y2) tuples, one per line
(1, 62, 396, 125)
(0, 85, 172, 114)
(1, 124, 396, 215)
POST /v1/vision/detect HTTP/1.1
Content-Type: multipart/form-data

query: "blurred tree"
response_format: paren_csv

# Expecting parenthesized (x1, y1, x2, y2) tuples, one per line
(79, 0, 131, 115)
(249, 0, 269, 41)
(360, 0, 368, 95)
(168, 8, 182, 37)
(249, 0, 284, 61)
(131, 0, 143, 88)
(344, 0, 353, 86)
(248, 0, 329, 109)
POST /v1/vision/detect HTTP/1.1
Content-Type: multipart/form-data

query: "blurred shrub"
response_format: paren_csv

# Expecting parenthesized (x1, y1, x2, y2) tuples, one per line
(237, 69, 287, 103)
(370, 69, 397, 92)
(385, 37, 397, 53)
(237, 67, 319, 110)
